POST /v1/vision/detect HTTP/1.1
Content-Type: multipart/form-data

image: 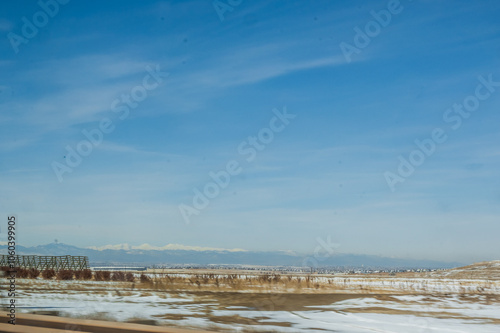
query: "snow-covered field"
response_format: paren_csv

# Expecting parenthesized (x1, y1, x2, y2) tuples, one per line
(2, 278, 500, 332)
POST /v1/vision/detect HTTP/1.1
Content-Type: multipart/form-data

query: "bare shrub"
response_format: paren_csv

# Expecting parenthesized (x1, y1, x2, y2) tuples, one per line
(74, 270, 82, 279)
(1, 266, 14, 276)
(112, 271, 126, 281)
(42, 269, 56, 279)
(296, 277, 302, 289)
(82, 269, 93, 280)
(28, 268, 40, 278)
(140, 274, 151, 283)
(259, 274, 271, 283)
(17, 268, 30, 278)
(57, 270, 74, 280)
(75, 269, 93, 280)
(102, 271, 111, 281)
(125, 272, 135, 282)
(95, 271, 111, 281)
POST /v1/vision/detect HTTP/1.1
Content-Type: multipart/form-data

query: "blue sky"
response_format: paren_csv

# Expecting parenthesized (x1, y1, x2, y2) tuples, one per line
(0, 0, 499, 263)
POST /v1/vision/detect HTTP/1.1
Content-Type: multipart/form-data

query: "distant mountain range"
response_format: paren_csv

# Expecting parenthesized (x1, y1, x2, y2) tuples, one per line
(0, 242, 465, 269)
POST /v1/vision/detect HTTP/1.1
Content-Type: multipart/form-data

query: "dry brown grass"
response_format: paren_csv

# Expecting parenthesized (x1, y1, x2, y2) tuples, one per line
(423, 261, 500, 280)
(128, 270, 500, 295)
(9, 262, 500, 296)
(134, 272, 339, 293)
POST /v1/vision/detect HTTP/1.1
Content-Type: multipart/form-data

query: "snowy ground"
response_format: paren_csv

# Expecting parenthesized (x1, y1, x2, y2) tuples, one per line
(2, 279, 500, 332)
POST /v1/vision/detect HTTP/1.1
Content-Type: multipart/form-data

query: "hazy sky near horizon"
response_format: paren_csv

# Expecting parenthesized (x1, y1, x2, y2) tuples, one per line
(0, 0, 499, 263)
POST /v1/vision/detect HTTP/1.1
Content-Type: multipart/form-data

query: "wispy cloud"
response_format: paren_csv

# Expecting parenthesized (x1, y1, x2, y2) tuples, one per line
(0, 137, 37, 151)
(183, 42, 346, 88)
